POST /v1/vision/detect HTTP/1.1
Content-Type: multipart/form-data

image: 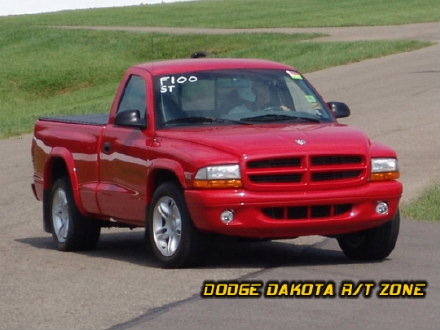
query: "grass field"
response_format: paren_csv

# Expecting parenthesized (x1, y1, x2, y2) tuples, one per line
(0, 24, 430, 137)
(2, 0, 439, 28)
(402, 183, 440, 221)
(1, 0, 438, 137)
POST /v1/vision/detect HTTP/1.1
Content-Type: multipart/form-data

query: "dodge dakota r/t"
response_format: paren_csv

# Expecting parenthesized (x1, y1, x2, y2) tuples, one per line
(31, 58, 402, 268)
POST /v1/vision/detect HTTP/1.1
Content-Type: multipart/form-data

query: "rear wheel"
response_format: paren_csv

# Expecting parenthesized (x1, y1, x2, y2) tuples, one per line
(50, 177, 100, 251)
(148, 182, 205, 268)
(337, 211, 400, 260)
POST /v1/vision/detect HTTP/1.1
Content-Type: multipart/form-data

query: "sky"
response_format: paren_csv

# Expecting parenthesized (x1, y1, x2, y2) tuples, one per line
(0, 0, 192, 16)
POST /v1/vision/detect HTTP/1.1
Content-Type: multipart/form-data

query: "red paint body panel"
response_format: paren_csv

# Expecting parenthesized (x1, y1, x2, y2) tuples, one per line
(185, 181, 402, 238)
(31, 58, 402, 238)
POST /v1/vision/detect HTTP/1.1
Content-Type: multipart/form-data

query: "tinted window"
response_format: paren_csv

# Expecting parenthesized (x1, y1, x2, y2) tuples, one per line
(118, 75, 147, 119)
(155, 69, 333, 128)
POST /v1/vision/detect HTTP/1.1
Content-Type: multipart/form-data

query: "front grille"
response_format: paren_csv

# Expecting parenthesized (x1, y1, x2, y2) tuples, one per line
(249, 173, 302, 183)
(246, 154, 366, 187)
(312, 170, 362, 181)
(248, 158, 301, 169)
(263, 204, 352, 220)
(311, 155, 363, 166)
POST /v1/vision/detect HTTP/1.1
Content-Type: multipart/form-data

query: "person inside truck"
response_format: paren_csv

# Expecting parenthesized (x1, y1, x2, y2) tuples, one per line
(229, 79, 290, 114)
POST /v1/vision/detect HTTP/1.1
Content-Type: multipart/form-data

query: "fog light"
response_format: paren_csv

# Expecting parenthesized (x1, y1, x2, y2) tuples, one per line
(376, 201, 389, 215)
(220, 210, 235, 224)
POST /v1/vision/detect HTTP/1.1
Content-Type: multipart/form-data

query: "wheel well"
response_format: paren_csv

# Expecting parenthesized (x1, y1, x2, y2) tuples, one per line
(51, 158, 69, 184)
(43, 157, 69, 233)
(154, 169, 181, 190)
(147, 169, 182, 206)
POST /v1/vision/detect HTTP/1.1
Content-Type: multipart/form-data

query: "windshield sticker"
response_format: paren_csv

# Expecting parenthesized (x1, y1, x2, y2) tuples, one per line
(305, 95, 317, 103)
(286, 70, 303, 80)
(160, 75, 198, 93)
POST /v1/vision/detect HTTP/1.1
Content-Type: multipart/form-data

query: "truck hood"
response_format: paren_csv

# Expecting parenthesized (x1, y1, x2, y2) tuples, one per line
(159, 123, 371, 159)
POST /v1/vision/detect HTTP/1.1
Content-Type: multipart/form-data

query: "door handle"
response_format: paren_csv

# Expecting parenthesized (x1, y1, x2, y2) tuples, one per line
(103, 141, 112, 153)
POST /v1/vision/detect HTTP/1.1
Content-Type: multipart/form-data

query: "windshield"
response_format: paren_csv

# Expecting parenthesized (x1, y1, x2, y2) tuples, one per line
(154, 69, 333, 128)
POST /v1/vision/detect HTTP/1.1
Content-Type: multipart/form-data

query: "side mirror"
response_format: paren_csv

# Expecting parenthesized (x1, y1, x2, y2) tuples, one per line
(328, 102, 351, 118)
(114, 109, 146, 128)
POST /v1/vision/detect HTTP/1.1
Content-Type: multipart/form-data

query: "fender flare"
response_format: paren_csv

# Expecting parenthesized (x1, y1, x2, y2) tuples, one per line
(44, 147, 87, 215)
(146, 158, 188, 205)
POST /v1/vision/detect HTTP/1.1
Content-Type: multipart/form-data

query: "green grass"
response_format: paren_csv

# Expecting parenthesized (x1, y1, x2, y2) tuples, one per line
(2, 0, 439, 28)
(402, 183, 440, 221)
(0, 24, 431, 137)
(0, 0, 437, 137)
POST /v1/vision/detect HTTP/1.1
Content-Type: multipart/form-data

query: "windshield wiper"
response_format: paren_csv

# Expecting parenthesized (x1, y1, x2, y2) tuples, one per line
(240, 114, 321, 123)
(163, 116, 250, 126)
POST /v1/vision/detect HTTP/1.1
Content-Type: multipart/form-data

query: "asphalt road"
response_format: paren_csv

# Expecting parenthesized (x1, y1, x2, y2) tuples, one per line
(60, 22, 439, 42)
(0, 23, 439, 330)
(308, 43, 440, 204)
(111, 219, 440, 330)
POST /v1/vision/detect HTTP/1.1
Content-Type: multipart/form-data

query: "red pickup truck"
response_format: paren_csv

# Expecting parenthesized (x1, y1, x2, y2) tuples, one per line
(32, 58, 402, 268)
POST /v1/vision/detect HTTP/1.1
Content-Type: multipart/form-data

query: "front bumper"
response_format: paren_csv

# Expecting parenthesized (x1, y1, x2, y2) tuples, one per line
(185, 181, 402, 238)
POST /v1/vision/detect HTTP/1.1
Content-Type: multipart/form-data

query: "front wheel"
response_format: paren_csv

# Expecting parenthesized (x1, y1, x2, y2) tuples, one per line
(337, 211, 400, 261)
(147, 182, 205, 268)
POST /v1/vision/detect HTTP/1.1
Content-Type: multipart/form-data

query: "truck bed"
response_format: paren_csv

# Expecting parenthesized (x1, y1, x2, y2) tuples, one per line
(39, 114, 108, 126)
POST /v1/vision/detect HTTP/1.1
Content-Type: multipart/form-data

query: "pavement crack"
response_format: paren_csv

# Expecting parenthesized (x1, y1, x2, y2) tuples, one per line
(107, 293, 200, 330)
(106, 238, 330, 330)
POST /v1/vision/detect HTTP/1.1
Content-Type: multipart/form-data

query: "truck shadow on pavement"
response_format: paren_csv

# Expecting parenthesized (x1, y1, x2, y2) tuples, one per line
(16, 229, 383, 269)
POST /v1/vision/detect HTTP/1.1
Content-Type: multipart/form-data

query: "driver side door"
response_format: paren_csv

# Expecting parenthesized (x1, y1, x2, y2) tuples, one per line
(97, 74, 150, 225)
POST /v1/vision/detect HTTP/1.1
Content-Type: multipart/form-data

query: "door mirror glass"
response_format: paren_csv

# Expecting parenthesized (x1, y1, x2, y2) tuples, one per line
(115, 109, 146, 128)
(328, 102, 351, 118)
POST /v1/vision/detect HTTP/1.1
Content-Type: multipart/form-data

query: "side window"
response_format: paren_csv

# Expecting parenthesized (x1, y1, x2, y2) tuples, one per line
(117, 75, 147, 119)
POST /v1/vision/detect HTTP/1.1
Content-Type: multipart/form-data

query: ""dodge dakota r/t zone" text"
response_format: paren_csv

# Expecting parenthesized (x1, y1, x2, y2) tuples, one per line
(31, 58, 402, 268)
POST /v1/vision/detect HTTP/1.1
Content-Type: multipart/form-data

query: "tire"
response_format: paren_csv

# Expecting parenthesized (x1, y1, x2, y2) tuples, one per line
(50, 177, 100, 251)
(147, 182, 205, 268)
(337, 211, 400, 261)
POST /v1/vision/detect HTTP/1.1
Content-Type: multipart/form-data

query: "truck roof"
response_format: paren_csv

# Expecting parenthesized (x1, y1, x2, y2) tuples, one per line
(133, 58, 296, 76)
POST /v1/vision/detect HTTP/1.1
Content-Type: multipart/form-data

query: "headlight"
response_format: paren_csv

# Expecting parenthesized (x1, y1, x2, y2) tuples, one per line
(370, 158, 400, 181)
(194, 164, 242, 188)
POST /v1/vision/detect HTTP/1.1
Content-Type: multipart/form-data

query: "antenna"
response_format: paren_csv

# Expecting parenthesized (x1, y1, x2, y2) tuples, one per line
(191, 51, 209, 59)
(151, 34, 154, 60)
